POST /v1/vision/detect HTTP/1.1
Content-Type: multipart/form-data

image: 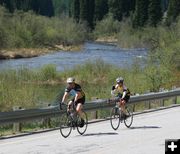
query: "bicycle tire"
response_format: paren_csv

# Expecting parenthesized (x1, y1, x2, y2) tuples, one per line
(110, 107, 120, 130)
(124, 107, 133, 128)
(59, 113, 72, 138)
(77, 111, 88, 135)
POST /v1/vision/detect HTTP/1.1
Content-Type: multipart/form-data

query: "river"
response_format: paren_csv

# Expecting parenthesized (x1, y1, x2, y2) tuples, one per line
(0, 42, 147, 71)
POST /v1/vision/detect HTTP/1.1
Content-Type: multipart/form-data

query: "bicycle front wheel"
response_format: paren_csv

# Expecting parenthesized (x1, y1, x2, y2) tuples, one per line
(77, 111, 88, 135)
(110, 107, 120, 130)
(59, 113, 72, 138)
(124, 107, 133, 128)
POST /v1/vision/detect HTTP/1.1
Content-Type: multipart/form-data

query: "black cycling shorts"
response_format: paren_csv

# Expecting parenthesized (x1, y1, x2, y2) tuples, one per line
(72, 96, 85, 106)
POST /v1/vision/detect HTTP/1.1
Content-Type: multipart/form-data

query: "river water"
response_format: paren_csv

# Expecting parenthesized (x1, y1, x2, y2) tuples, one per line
(0, 42, 147, 71)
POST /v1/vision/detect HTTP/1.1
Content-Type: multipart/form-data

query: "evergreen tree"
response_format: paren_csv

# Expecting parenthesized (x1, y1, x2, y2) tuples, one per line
(94, 0, 108, 21)
(123, 0, 136, 17)
(148, 0, 162, 26)
(167, 0, 180, 23)
(73, 0, 80, 22)
(108, 0, 123, 21)
(53, 0, 70, 16)
(2, 0, 16, 13)
(87, 0, 95, 29)
(15, 0, 31, 11)
(0, 0, 54, 17)
(38, 0, 54, 17)
(161, 0, 168, 12)
(133, 0, 149, 27)
(80, 0, 88, 21)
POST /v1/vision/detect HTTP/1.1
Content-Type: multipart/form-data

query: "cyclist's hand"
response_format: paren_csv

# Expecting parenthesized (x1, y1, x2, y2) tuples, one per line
(112, 86, 115, 90)
(59, 102, 64, 110)
(120, 98, 124, 102)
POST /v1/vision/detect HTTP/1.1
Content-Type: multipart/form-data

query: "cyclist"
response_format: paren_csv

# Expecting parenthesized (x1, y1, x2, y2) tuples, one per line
(60, 77, 85, 125)
(111, 77, 130, 117)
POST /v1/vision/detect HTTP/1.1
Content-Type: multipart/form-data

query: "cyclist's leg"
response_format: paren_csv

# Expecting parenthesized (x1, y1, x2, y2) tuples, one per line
(75, 96, 85, 118)
(76, 103, 83, 116)
(67, 100, 73, 112)
(120, 99, 126, 114)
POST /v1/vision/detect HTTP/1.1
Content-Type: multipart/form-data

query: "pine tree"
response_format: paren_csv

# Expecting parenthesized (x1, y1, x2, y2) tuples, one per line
(39, 0, 54, 17)
(2, 0, 16, 13)
(148, 0, 162, 26)
(133, 0, 149, 27)
(108, 0, 123, 21)
(88, 0, 95, 29)
(167, 0, 180, 23)
(94, 0, 108, 21)
(80, 0, 88, 21)
(72, 0, 80, 22)
(161, 0, 168, 12)
(123, 0, 136, 17)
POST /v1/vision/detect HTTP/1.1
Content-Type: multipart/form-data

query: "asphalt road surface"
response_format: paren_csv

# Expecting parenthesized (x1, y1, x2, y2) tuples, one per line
(0, 107, 180, 154)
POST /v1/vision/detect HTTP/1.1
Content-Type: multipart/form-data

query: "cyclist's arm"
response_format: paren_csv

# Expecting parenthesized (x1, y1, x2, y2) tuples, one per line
(111, 85, 116, 96)
(74, 91, 81, 102)
(122, 85, 128, 99)
(61, 92, 69, 103)
(122, 91, 127, 99)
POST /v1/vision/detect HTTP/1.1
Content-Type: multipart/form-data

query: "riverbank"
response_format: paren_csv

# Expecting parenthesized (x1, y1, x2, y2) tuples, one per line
(0, 39, 118, 60)
(95, 36, 118, 45)
(0, 44, 83, 60)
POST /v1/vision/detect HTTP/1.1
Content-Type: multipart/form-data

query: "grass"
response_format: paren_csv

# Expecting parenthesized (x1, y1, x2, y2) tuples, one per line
(0, 58, 178, 112)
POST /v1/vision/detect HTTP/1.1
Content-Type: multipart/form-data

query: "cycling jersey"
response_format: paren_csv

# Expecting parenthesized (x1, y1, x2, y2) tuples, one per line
(113, 84, 130, 102)
(65, 83, 85, 99)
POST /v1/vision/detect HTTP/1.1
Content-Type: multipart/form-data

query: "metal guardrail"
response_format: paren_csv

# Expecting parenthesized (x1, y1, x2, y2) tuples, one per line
(0, 88, 180, 125)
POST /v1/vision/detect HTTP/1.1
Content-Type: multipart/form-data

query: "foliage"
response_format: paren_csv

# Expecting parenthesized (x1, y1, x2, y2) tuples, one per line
(148, 0, 162, 27)
(0, 6, 87, 49)
(166, 0, 180, 24)
(93, 14, 121, 37)
(132, 0, 149, 27)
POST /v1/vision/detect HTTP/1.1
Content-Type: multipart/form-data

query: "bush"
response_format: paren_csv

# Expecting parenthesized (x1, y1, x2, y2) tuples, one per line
(93, 14, 121, 38)
(0, 7, 88, 49)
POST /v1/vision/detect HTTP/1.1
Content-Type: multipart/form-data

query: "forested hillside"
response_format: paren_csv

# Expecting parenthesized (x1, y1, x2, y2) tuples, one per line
(0, 0, 179, 28)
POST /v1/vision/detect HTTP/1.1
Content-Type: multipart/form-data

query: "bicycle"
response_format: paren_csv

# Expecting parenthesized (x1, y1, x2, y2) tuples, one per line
(110, 100, 133, 130)
(59, 102, 88, 138)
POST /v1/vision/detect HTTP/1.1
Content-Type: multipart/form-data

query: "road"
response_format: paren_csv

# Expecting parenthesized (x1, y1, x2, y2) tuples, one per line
(0, 107, 180, 154)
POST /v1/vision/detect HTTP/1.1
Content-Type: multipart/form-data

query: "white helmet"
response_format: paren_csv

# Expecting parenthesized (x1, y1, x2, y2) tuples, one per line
(116, 77, 124, 83)
(66, 77, 75, 83)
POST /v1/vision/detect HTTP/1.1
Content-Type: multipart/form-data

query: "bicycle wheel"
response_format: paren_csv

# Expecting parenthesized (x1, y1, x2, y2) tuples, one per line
(77, 111, 88, 135)
(124, 107, 133, 128)
(59, 113, 72, 138)
(110, 107, 120, 130)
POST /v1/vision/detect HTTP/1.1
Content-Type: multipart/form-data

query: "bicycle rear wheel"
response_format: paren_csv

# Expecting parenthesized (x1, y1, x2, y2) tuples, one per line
(110, 107, 120, 130)
(77, 111, 88, 135)
(124, 107, 133, 128)
(59, 113, 72, 138)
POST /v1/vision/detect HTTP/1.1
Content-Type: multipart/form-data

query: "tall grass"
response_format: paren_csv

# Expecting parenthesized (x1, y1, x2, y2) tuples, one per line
(0, 59, 178, 112)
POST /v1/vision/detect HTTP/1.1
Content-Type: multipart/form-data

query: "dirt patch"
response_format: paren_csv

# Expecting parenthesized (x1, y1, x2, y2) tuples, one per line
(95, 36, 118, 44)
(0, 44, 83, 60)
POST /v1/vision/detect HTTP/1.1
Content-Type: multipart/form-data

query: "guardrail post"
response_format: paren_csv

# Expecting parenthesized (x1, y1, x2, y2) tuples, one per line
(13, 106, 22, 133)
(133, 104, 136, 112)
(148, 101, 151, 109)
(160, 99, 165, 107)
(91, 97, 98, 119)
(43, 104, 51, 128)
(172, 96, 177, 104)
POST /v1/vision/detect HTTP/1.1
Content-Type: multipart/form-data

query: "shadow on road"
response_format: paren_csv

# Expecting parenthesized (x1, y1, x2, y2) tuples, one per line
(82, 132, 118, 137)
(129, 126, 161, 129)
